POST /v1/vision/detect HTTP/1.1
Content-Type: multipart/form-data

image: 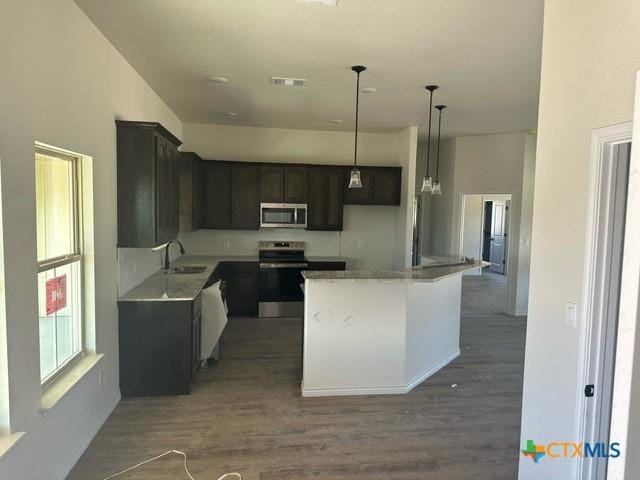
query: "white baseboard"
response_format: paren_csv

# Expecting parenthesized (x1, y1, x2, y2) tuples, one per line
(55, 391, 121, 480)
(404, 350, 461, 392)
(302, 350, 460, 397)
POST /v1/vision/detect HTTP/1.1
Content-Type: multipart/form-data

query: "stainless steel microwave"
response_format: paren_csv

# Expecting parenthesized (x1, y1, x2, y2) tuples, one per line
(260, 203, 307, 228)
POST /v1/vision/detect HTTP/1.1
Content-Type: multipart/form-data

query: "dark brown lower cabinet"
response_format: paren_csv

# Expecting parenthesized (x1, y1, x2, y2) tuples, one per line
(307, 261, 347, 271)
(214, 262, 259, 317)
(118, 296, 201, 397)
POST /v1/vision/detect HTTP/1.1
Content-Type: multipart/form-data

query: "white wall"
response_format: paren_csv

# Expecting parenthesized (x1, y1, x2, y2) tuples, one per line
(519, 1, 640, 479)
(0, 0, 182, 478)
(418, 138, 456, 256)
(180, 124, 418, 270)
(460, 194, 483, 264)
(422, 133, 534, 315)
(515, 134, 536, 316)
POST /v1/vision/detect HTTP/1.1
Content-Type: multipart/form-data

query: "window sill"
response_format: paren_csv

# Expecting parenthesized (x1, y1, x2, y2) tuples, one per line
(40, 353, 104, 413)
(0, 431, 25, 458)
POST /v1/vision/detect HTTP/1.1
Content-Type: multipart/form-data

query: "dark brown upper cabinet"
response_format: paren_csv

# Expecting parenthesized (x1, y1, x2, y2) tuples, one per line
(284, 167, 308, 203)
(307, 167, 344, 231)
(116, 120, 182, 247)
(343, 166, 402, 206)
(201, 162, 231, 229)
(260, 165, 308, 203)
(179, 151, 202, 233)
(371, 168, 402, 205)
(343, 168, 374, 205)
(200, 161, 260, 230)
(260, 166, 284, 203)
(231, 164, 260, 229)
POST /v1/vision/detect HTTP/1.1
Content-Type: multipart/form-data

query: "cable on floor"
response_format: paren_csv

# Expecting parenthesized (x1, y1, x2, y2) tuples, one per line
(102, 449, 241, 480)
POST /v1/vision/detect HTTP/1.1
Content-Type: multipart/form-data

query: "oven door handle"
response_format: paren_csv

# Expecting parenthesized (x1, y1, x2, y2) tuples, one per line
(259, 262, 308, 269)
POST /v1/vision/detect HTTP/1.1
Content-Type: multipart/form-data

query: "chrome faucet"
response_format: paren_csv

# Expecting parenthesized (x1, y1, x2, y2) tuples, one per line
(164, 240, 185, 271)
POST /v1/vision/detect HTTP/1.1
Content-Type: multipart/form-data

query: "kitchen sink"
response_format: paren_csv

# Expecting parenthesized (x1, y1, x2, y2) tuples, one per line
(166, 265, 207, 274)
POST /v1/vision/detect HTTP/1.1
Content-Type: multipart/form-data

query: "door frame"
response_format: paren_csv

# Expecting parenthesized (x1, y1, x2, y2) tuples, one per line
(575, 121, 632, 480)
(458, 193, 512, 273)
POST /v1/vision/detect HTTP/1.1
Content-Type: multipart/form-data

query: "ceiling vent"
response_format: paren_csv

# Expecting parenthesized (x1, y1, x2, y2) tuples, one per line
(271, 77, 308, 87)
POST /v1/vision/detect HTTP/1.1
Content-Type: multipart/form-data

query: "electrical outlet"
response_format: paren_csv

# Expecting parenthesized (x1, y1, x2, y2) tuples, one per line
(223, 239, 231, 249)
(565, 302, 577, 328)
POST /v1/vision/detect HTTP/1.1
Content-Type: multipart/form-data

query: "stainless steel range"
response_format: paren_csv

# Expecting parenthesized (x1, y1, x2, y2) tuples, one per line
(258, 241, 307, 318)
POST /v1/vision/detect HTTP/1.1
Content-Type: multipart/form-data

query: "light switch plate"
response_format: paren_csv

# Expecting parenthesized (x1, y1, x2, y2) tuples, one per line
(565, 302, 577, 328)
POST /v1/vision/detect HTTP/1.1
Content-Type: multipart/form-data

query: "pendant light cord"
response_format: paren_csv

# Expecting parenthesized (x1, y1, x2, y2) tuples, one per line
(436, 108, 442, 182)
(423, 85, 438, 181)
(426, 90, 433, 176)
(434, 104, 446, 183)
(353, 70, 361, 168)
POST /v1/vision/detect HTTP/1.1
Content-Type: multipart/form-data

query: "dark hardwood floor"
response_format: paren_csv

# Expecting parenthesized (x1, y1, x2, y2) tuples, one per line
(69, 271, 525, 480)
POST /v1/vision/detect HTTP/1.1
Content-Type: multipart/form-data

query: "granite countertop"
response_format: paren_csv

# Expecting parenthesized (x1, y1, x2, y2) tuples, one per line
(119, 255, 257, 302)
(302, 259, 488, 283)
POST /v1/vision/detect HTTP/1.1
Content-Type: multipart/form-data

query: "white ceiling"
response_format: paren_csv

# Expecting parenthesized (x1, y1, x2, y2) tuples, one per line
(75, 0, 543, 138)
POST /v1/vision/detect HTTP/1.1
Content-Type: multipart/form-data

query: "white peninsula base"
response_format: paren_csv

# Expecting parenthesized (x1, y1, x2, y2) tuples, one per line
(302, 267, 472, 397)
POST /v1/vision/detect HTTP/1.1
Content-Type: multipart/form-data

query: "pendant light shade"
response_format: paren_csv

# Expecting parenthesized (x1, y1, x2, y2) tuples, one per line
(348, 65, 366, 189)
(420, 176, 433, 193)
(420, 85, 439, 193)
(348, 168, 362, 188)
(431, 104, 446, 196)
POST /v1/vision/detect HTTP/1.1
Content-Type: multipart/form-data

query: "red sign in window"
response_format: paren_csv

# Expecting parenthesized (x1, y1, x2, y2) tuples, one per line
(46, 275, 67, 315)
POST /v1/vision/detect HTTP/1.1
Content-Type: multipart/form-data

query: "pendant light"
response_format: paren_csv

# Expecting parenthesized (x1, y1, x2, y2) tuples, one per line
(420, 85, 439, 193)
(348, 65, 366, 189)
(431, 104, 446, 196)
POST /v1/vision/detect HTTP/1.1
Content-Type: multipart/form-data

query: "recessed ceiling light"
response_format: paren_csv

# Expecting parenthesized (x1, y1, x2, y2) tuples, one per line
(298, 0, 338, 5)
(220, 112, 238, 117)
(208, 76, 229, 83)
(360, 87, 377, 93)
(329, 119, 344, 124)
(271, 76, 308, 87)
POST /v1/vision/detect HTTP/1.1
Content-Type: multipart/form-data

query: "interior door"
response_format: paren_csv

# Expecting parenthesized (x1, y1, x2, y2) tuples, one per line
(482, 201, 493, 261)
(489, 201, 507, 273)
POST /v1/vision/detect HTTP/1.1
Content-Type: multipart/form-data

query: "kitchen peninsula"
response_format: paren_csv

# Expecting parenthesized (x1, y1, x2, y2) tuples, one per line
(301, 258, 485, 397)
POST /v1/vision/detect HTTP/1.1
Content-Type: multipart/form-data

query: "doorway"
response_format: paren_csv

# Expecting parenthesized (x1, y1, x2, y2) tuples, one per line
(482, 198, 510, 274)
(578, 127, 632, 480)
(460, 194, 512, 275)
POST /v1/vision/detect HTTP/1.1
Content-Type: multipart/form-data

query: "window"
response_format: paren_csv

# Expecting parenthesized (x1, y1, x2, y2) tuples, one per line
(36, 147, 83, 384)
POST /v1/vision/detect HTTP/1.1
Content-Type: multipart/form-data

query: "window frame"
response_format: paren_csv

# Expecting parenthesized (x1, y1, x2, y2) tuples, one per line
(35, 145, 85, 387)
